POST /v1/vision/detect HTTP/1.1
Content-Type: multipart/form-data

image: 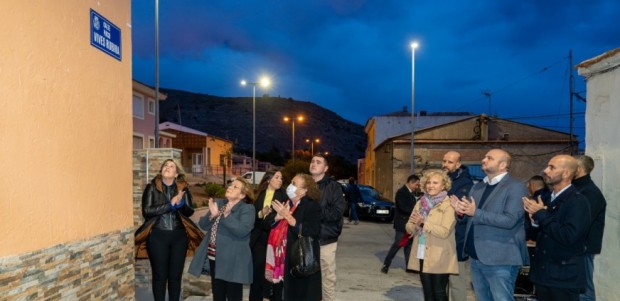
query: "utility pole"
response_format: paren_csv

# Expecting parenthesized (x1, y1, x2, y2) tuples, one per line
(569, 50, 575, 155)
(482, 90, 492, 116)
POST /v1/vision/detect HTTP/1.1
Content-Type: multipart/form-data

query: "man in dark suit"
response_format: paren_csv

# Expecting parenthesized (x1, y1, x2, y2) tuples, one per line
(381, 174, 419, 274)
(451, 149, 529, 301)
(442, 151, 474, 301)
(523, 155, 591, 301)
(573, 155, 606, 301)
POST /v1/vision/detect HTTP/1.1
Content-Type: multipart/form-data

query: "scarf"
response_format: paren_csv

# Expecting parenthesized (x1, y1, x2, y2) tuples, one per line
(265, 202, 297, 283)
(415, 191, 447, 235)
(207, 203, 228, 261)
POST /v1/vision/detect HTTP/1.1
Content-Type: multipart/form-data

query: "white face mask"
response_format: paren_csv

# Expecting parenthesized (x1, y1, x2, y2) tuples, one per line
(286, 183, 298, 199)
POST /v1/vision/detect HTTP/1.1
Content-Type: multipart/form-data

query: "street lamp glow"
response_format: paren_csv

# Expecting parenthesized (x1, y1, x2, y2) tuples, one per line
(284, 115, 304, 162)
(240, 76, 272, 186)
(410, 42, 419, 49)
(305, 138, 320, 155)
(260, 77, 271, 88)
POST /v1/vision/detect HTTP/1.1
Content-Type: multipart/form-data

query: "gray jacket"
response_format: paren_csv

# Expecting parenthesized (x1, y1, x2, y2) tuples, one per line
(461, 174, 530, 266)
(188, 198, 255, 284)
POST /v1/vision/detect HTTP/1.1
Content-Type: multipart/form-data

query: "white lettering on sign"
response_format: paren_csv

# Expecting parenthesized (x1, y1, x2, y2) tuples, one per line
(106, 40, 120, 55)
(93, 32, 106, 47)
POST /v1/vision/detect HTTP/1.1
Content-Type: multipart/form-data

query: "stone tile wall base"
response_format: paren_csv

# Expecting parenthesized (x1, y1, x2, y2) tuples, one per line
(0, 228, 135, 300)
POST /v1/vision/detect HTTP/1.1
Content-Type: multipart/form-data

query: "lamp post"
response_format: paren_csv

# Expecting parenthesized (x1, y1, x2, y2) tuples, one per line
(410, 41, 419, 175)
(305, 138, 320, 156)
(283, 115, 304, 163)
(241, 77, 271, 186)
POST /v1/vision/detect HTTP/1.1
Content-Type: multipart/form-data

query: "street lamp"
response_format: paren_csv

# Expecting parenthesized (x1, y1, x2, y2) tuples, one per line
(410, 41, 419, 175)
(241, 76, 271, 186)
(283, 115, 304, 163)
(305, 138, 320, 155)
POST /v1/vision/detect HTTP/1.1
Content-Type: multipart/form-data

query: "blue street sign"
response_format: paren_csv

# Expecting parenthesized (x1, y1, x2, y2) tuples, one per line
(90, 9, 122, 61)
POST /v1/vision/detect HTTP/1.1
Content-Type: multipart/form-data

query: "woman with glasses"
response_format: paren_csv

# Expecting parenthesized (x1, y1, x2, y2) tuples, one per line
(189, 178, 256, 301)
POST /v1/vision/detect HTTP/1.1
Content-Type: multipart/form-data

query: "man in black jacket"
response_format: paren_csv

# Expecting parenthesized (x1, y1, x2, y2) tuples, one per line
(381, 174, 419, 274)
(524, 155, 591, 301)
(310, 154, 345, 301)
(573, 155, 607, 301)
(442, 151, 474, 301)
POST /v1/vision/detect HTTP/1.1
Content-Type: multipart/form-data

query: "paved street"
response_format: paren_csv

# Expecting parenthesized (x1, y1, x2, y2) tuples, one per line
(137, 217, 476, 301)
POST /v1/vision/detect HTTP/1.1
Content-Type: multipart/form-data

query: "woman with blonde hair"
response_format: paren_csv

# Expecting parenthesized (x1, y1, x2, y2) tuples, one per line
(406, 169, 458, 301)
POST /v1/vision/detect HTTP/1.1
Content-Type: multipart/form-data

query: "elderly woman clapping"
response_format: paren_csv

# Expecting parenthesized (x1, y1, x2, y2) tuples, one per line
(189, 177, 256, 301)
(406, 169, 458, 301)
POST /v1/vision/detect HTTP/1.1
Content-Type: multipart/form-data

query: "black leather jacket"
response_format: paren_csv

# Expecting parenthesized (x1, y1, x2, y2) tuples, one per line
(142, 176, 195, 230)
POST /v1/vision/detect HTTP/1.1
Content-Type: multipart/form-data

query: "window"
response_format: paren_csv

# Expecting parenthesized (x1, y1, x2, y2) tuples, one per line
(133, 135, 144, 149)
(148, 98, 156, 115)
(148, 136, 155, 148)
(133, 94, 144, 119)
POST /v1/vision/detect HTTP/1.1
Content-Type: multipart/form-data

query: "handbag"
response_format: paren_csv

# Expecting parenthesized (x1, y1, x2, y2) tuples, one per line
(290, 223, 320, 278)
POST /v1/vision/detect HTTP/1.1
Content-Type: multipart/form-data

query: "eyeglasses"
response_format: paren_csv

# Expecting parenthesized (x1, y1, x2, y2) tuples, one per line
(228, 183, 243, 190)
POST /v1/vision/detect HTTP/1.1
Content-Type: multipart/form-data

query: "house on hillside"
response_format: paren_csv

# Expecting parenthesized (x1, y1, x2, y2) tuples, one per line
(159, 122, 233, 177)
(132, 80, 175, 148)
(364, 111, 577, 201)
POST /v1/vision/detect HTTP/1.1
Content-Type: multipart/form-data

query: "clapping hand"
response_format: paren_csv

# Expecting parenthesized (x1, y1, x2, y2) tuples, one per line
(522, 195, 545, 216)
(208, 198, 219, 217)
(171, 191, 185, 206)
(409, 211, 424, 226)
(454, 196, 476, 216)
(272, 200, 290, 221)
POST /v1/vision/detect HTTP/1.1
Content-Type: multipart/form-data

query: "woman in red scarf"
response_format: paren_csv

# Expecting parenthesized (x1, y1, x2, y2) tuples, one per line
(406, 169, 458, 301)
(264, 173, 322, 301)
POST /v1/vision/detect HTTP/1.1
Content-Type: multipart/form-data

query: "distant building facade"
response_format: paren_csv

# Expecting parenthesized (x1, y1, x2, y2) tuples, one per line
(159, 122, 233, 176)
(132, 80, 172, 149)
(365, 111, 576, 201)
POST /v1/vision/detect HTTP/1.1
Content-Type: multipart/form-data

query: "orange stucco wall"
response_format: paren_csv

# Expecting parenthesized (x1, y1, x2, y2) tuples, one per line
(0, 1, 132, 256)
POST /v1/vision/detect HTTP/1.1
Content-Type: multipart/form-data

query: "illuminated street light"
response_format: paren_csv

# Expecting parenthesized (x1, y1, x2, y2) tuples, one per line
(410, 41, 419, 174)
(241, 76, 271, 185)
(305, 138, 320, 156)
(283, 115, 304, 163)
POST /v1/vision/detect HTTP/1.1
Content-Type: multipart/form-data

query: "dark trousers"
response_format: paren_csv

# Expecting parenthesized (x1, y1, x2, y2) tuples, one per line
(419, 259, 449, 301)
(269, 282, 284, 301)
(249, 242, 269, 301)
(348, 201, 360, 221)
(146, 228, 188, 301)
(383, 230, 412, 267)
(536, 284, 580, 301)
(210, 260, 243, 301)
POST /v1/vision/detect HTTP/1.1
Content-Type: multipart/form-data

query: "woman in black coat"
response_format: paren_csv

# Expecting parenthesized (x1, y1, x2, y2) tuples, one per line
(249, 171, 286, 301)
(268, 173, 322, 301)
(136, 159, 201, 301)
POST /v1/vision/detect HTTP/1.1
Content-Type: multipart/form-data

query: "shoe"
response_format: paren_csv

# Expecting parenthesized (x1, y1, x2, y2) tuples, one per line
(381, 265, 389, 274)
(354, 221, 359, 225)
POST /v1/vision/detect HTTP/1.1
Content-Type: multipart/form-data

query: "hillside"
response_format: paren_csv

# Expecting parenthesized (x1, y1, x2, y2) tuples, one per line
(159, 89, 367, 163)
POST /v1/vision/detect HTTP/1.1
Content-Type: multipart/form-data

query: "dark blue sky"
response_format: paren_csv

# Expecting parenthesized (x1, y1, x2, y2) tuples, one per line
(132, 0, 620, 147)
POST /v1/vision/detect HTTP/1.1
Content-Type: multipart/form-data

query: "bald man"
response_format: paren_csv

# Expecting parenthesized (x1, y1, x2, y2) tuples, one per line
(442, 151, 474, 301)
(524, 155, 591, 301)
(450, 149, 529, 301)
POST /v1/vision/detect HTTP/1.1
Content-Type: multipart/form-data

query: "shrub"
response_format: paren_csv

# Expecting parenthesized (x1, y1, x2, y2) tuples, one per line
(204, 182, 226, 199)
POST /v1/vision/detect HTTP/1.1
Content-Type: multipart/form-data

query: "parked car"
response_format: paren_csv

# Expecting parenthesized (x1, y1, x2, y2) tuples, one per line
(227, 171, 266, 186)
(342, 183, 394, 222)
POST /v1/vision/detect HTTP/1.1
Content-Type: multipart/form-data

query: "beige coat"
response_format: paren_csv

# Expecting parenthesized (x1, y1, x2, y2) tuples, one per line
(406, 196, 458, 274)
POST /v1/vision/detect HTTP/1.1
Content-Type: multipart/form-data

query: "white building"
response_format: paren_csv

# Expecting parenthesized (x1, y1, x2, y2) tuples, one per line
(577, 47, 620, 301)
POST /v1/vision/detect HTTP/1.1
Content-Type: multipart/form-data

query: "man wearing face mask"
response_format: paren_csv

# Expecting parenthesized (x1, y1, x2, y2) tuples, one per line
(309, 154, 345, 301)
